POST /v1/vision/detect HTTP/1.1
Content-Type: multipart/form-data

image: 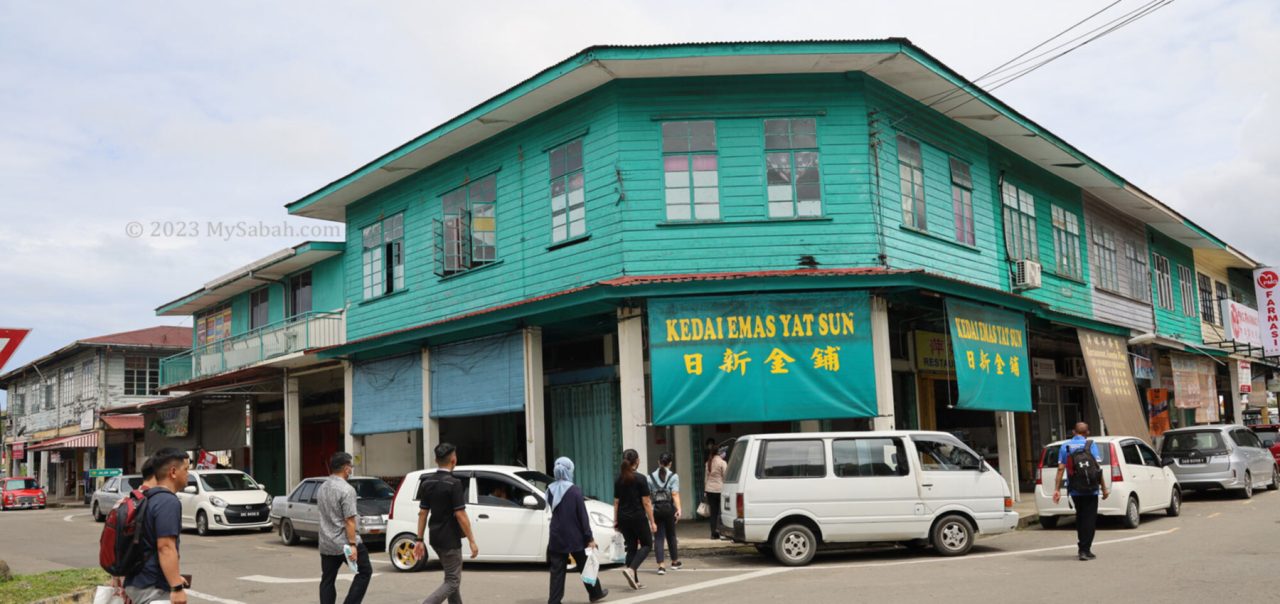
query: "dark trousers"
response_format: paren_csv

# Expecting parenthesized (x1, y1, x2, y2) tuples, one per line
(619, 516, 652, 572)
(653, 507, 679, 564)
(547, 550, 605, 604)
(705, 492, 722, 538)
(1071, 495, 1099, 554)
(320, 543, 373, 604)
(423, 548, 464, 604)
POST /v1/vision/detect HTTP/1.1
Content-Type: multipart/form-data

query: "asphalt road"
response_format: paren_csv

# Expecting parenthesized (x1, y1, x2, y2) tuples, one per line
(1, 489, 1275, 604)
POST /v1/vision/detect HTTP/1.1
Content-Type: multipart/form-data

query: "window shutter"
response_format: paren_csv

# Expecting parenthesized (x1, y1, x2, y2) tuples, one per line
(460, 210, 474, 270)
(432, 218, 445, 277)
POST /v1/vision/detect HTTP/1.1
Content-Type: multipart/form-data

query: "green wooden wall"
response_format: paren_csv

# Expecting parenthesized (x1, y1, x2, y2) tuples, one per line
(1148, 228, 1201, 343)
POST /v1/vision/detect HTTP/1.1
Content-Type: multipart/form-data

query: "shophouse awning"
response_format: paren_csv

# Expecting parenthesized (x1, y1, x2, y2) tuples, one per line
(102, 414, 145, 431)
(30, 432, 99, 451)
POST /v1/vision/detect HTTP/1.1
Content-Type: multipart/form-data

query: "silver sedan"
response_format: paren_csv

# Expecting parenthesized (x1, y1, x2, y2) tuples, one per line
(91, 475, 144, 521)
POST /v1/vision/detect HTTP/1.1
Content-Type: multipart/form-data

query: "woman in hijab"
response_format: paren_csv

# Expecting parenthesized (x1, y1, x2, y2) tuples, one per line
(547, 457, 609, 603)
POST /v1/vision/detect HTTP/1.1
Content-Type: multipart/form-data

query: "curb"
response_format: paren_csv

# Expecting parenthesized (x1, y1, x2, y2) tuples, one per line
(29, 586, 96, 604)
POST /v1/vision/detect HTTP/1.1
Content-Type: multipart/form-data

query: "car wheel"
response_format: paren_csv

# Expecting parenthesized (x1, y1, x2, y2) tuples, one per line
(1122, 496, 1141, 529)
(931, 515, 974, 557)
(1240, 472, 1254, 499)
(1166, 489, 1181, 517)
(390, 534, 426, 572)
(196, 511, 210, 536)
(280, 520, 300, 545)
(1268, 467, 1279, 491)
(92, 502, 104, 522)
(771, 523, 818, 567)
(1038, 516, 1059, 529)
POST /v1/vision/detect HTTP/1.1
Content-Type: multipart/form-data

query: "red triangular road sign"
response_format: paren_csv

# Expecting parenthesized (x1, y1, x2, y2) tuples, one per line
(0, 328, 31, 373)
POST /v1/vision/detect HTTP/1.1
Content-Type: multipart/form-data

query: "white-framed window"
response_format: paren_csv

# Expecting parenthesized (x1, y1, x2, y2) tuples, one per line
(362, 214, 405, 300)
(44, 382, 54, 410)
(61, 367, 74, 405)
(764, 118, 821, 219)
(81, 360, 95, 399)
(436, 175, 498, 276)
(950, 158, 974, 245)
(1178, 266, 1197, 317)
(1001, 183, 1038, 261)
(250, 287, 270, 330)
(549, 139, 586, 243)
(1197, 273, 1216, 324)
(124, 356, 159, 397)
(1125, 241, 1151, 302)
(1051, 205, 1082, 279)
(1154, 254, 1174, 310)
(1215, 281, 1229, 325)
(1092, 226, 1119, 292)
(13, 386, 24, 415)
(662, 121, 719, 221)
(897, 135, 926, 230)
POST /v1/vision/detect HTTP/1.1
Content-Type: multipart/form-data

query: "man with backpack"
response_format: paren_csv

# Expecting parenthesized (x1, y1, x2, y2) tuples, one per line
(124, 448, 191, 603)
(1052, 423, 1110, 561)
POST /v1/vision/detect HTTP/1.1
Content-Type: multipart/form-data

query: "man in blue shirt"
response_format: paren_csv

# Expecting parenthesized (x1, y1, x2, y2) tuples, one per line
(125, 448, 190, 604)
(1052, 423, 1111, 561)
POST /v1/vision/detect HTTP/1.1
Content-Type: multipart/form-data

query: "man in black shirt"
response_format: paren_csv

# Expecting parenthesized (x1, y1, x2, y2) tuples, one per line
(414, 443, 477, 604)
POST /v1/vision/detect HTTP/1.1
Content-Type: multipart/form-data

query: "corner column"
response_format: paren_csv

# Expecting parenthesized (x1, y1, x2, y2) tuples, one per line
(342, 361, 364, 473)
(284, 373, 301, 490)
(996, 411, 1019, 501)
(871, 295, 896, 431)
(674, 425, 695, 519)
(618, 307, 649, 466)
(523, 328, 547, 473)
(421, 347, 440, 466)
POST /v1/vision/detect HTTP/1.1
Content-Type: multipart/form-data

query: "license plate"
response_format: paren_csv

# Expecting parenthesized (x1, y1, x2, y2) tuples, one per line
(243, 512, 260, 517)
(1181, 458, 1205, 465)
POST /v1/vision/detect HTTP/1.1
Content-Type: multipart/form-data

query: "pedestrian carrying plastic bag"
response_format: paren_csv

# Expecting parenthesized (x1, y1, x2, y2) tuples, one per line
(92, 584, 125, 604)
(582, 547, 601, 586)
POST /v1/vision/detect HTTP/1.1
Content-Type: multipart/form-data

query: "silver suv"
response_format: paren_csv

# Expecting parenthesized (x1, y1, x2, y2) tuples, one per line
(1160, 425, 1279, 498)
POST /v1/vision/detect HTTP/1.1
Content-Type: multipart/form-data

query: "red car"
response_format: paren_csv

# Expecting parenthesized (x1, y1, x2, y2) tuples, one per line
(1, 476, 46, 510)
(1251, 425, 1280, 466)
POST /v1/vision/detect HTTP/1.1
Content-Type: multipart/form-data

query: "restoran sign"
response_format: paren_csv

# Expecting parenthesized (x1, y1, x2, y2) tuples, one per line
(1255, 268, 1280, 357)
(1221, 299, 1263, 347)
(647, 292, 877, 425)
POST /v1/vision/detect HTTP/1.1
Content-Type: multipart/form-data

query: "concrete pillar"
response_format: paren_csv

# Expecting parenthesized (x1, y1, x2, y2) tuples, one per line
(871, 296, 896, 431)
(523, 328, 547, 473)
(342, 361, 364, 473)
(38, 451, 49, 490)
(674, 425, 695, 519)
(618, 307, 649, 467)
(995, 411, 1019, 501)
(284, 374, 301, 489)
(1228, 360, 1248, 424)
(421, 347, 440, 466)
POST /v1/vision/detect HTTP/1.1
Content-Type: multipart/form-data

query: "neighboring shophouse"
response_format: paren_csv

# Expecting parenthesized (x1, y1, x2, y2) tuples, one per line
(116, 242, 347, 496)
(0, 327, 190, 500)
(140, 40, 1273, 506)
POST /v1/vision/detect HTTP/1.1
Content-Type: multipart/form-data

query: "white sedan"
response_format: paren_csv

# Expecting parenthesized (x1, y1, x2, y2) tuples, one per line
(385, 465, 626, 571)
(178, 469, 274, 536)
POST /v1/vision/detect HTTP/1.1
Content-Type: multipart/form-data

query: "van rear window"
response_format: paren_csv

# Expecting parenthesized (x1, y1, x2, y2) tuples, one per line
(725, 440, 748, 483)
(758, 440, 826, 479)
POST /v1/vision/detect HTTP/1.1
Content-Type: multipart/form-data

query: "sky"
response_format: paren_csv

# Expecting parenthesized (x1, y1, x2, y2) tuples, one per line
(1, 0, 1277, 407)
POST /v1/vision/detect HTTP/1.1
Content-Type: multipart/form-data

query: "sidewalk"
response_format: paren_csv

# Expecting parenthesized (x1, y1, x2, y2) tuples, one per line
(673, 498, 1040, 558)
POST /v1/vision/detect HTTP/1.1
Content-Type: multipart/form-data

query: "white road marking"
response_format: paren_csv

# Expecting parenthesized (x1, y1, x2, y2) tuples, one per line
(188, 589, 248, 604)
(1242, 500, 1254, 506)
(1208, 512, 1222, 518)
(239, 573, 383, 584)
(609, 528, 1180, 602)
(63, 512, 90, 522)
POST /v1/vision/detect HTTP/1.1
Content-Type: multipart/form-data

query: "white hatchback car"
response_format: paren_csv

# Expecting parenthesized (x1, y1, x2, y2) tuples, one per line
(385, 465, 626, 571)
(1034, 436, 1181, 530)
(178, 469, 274, 536)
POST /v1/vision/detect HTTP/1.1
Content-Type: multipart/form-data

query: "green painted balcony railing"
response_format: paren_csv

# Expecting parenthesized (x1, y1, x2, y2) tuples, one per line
(159, 311, 344, 388)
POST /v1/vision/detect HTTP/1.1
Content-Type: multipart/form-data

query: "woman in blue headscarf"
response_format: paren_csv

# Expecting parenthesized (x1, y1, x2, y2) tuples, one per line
(547, 457, 608, 603)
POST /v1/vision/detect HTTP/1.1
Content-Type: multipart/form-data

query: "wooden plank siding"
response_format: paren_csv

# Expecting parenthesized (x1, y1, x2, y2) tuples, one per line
(1148, 229, 1201, 344)
(614, 74, 879, 274)
(863, 75, 1006, 290)
(342, 86, 625, 342)
(1082, 195, 1155, 333)
(1192, 252, 1233, 346)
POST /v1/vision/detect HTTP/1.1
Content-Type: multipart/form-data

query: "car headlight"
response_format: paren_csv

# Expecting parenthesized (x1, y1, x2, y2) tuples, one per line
(209, 496, 228, 508)
(590, 511, 612, 527)
(359, 515, 383, 525)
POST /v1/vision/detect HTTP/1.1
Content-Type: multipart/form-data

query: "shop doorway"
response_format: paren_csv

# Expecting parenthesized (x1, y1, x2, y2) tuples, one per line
(253, 427, 285, 496)
(547, 382, 620, 501)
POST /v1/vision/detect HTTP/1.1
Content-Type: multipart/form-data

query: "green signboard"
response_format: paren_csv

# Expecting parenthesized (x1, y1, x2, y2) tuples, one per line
(88, 468, 122, 478)
(945, 299, 1032, 412)
(648, 292, 877, 425)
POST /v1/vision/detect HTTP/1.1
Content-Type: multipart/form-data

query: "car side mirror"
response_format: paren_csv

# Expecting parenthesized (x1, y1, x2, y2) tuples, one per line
(257, 484, 266, 490)
(183, 486, 197, 494)
(1161, 458, 1175, 467)
(522, 495, 541, 509)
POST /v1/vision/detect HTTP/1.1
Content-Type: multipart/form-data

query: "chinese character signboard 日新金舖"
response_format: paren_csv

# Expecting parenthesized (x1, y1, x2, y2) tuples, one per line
(647, 292, 877, 425)
(944, 299, 1032, 412)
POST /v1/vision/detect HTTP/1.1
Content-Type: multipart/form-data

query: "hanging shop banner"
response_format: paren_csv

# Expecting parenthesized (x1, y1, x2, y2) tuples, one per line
(945, 299, 1031, 412)
(1077, 329, 1150, 444)
(1221, 300, 1263, 348)
(1171, 354, 1217, 412)
(12, 442, 24, 461)
(1237, 360, 1253, 394)
(915, 331, 954, 373)
(1254, 268, 1280, 357)
(1147, 389, 1171, 437)
(1132, 348, 1156, 381)
(149, 406, 190, 437)
(648, 292, 876, 425)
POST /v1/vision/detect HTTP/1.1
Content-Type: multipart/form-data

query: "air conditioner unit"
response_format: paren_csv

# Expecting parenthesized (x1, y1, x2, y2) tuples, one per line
(1013, 260, 1042, 290)
(1067, 358, 1087, 379)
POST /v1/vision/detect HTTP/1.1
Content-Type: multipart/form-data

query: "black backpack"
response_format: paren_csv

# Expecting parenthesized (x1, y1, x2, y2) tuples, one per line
(1066, 441, 1103, 493)
(650, 471, 676, 515)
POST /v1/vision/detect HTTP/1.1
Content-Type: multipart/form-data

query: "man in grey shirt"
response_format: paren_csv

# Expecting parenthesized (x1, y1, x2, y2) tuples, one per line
(317, 452, 373, 604)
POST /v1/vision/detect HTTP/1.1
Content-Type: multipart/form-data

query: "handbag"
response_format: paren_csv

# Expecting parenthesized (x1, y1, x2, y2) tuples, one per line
(696, 501, 710, 518)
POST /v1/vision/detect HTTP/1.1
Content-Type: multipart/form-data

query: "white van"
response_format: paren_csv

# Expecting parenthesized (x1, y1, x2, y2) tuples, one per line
(719, 431, 1018, 565)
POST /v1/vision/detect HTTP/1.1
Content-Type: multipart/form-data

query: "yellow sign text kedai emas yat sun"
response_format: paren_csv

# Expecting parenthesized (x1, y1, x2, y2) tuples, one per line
(664, 312, 858, 343)
(952, 317, 1023, 348)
